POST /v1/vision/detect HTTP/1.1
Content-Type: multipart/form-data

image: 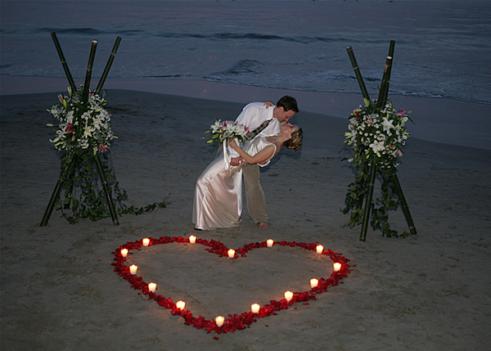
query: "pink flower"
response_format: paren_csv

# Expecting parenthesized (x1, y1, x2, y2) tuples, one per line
(65, 122, 75, 134)
(396, 110, 406, 117)
(98, 144, 109, 153)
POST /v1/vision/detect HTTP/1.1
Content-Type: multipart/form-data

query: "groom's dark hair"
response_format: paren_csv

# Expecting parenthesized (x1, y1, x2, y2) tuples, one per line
(276, 96, 299, 112)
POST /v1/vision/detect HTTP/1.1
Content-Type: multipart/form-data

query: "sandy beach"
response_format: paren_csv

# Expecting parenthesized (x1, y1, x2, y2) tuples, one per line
(1, 85, 490, 350)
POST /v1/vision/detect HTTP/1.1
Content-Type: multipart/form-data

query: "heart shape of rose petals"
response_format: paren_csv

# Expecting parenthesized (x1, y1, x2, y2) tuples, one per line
(112, 235, 350, 334)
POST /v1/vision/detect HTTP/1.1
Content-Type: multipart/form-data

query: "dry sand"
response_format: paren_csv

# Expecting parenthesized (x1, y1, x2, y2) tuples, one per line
(1, 88, 490, 350)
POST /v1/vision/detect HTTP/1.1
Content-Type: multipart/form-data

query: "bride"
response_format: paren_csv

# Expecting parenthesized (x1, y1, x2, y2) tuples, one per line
(193, 123, 302, 230)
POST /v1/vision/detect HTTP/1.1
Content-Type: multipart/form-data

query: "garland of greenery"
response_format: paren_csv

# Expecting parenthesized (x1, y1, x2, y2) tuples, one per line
(342, 101, 411, 237)
(48, 88, 166, 223)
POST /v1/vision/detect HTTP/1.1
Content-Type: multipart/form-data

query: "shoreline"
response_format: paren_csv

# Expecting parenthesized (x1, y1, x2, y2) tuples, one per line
(2, 75, 490, 110)
(1, 75, 490, 151)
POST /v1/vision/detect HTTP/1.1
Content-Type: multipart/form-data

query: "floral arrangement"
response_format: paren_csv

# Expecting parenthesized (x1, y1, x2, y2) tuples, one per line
(206, 120, 249, 145)
(113, 234, 350, 335)
(343, 101, 412, 237)
(48, 87, 115, 154)
(344, 102, 410, 170)
(46, 87, 165, 223)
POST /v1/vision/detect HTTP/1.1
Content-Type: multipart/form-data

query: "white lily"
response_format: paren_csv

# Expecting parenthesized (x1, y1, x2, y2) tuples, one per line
(382, 118, 394, 133)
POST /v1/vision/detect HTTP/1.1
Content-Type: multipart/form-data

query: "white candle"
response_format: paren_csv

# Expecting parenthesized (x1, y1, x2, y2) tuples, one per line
(142, 238, 150, 247)
(215, 316, 225, 327)
(251, 303, 260, 314)
(129, 264, 138, 275)
(333, 262, 342, 272)
(284, 291, 293, 302)
(120, 248, 128, 257)
(176, 300, 186, 310)
(266, 239, 274, 247)
(227, 249, 235, 258)
(316, 244, 324, 254)
(189, 235, 197, 244)
(310, 278, 319, 288)
(148, 282, 157, 293)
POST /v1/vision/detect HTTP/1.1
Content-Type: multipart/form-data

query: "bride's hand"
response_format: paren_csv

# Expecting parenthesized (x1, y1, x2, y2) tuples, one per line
(229, 157, 243, 166)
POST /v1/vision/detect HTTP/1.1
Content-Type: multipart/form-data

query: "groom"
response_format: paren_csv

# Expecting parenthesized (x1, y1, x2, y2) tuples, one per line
(231, 96, 299, 229)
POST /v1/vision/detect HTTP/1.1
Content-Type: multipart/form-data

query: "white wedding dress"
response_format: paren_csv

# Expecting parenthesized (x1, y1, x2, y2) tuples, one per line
(192, 137, 276, 230)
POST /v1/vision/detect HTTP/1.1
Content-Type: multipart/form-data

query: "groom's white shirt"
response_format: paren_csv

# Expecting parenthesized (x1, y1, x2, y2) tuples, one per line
(228, 102, 281, 158)
(236, 102, 280, 137)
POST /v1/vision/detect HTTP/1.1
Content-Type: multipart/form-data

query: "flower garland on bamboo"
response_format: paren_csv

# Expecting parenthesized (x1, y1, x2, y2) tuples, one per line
(47, 87, 166, 223)
(343, 101, 411, 237)
(113, 234, 350, 334)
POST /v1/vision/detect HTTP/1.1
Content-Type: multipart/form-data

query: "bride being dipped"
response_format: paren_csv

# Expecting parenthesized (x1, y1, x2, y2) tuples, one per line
(193, 120, 302, 231)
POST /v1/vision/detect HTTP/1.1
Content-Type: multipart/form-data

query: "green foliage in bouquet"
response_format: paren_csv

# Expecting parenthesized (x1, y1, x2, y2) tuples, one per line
(342, 101, 411, 237)
(47, 87, 166, 223)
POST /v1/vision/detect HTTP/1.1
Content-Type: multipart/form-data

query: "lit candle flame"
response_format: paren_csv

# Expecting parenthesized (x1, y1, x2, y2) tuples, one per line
(189, 235, 197, 244)
(316, 244, 324, 254)
(251, 303, 260, 314)
(333, 262, 342, 272)
(120, 248, 128, 257)
(310, 278, 319, 288)
(176, 300, 186, 310)
(129, 265, 138, 275)
(227, 249, 235, 258)
(215, 316, 225, 327)
(148, 282, 157, 293)
(266, 239, 274, 247)
(284, 291, 293, 302)
(142, 238, 150, 247)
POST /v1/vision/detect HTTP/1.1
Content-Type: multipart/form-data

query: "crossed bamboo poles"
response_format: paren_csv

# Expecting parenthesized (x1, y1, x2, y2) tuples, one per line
(40, 33, 122, 226)
(346, 40, 417, 241)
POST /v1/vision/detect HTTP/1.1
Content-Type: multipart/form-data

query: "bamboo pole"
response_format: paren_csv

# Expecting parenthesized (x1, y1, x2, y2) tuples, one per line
(50, 32, 77, 93)
(392, 174, 417, 235)
(386, 40, 395, 81)
(95, 36, 122, 95)
(94, 154, 119, 225)
(376, 56, 393, 110)
(382, 40, 396, 104)
(346, 47, 371, 107)
(40, 155, 76, 226)
(82, 41, 98, 103)
(376, 40, 396, 109)
(360, 161, 377, 241)
(40, 179, 63, 226)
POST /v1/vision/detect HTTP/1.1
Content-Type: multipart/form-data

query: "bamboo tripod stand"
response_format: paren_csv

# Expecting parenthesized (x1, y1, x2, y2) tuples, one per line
(346, 40, 417, 241)
(40, 33, 122, 226)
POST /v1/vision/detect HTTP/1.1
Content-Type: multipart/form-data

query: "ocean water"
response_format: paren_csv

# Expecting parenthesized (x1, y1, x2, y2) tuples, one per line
(1, 0, 490, 103)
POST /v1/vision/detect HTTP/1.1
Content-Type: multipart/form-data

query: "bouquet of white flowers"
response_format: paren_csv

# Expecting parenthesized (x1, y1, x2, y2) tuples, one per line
(206, 120, 249, 145)
(48, 88, 116, 154)
(344, 102, 410, 169)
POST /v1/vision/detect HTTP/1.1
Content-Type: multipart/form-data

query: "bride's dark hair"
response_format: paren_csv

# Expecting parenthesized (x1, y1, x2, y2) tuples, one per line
(284, 128, 303, 151)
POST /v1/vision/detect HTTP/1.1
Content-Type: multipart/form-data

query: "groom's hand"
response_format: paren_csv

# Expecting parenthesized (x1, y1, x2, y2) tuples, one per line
(230, 157, 242, 166)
